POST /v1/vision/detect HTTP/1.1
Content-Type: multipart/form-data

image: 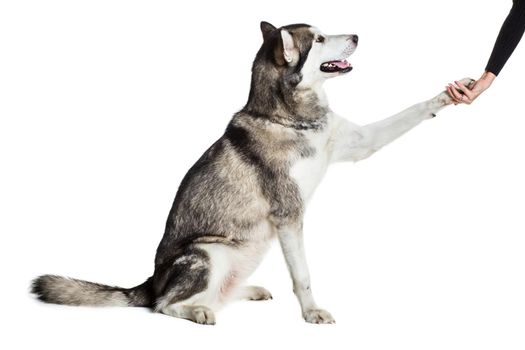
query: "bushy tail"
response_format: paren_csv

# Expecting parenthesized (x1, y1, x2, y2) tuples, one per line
(31, 274, 153, 307)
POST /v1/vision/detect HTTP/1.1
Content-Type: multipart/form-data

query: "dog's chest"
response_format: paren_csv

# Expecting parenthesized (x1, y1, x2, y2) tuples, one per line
(289, 127, 332, 204)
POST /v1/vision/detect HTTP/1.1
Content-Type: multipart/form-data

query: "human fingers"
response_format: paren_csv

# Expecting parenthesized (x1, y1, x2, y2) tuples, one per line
(455, 81, 475, 101)
(447, 85, 464, 104)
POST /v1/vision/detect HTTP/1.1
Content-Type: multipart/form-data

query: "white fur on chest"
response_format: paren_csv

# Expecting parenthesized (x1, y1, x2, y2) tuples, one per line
(289, 124, 332, 204)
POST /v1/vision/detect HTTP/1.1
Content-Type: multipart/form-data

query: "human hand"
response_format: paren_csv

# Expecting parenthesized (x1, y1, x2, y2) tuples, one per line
(447, 71, 496, 105)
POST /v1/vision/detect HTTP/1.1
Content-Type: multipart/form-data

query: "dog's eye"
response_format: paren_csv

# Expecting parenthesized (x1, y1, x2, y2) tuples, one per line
(315, 36, 325, 43)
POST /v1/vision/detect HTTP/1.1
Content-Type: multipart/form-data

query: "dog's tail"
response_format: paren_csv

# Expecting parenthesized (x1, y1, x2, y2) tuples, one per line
(30, 274, 153, 307)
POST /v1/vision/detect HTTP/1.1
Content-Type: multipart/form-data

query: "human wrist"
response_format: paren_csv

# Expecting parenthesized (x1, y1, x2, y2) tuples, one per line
(480, 71, 496, 86)
(470, 71, 496, 94)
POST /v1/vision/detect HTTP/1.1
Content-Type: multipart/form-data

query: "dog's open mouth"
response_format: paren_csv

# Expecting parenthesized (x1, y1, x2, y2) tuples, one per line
(320, 59, 353, 73)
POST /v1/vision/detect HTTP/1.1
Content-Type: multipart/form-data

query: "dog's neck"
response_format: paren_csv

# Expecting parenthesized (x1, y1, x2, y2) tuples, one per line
(241, 66, 329, 131)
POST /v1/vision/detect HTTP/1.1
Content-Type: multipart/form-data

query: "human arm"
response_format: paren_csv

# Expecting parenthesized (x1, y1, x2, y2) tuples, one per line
(448, 0, 525, 104)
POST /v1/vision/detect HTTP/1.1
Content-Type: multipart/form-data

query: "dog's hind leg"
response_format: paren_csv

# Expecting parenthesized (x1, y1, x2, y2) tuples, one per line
(155, 243, 259, 325)
(160, 303, 216, 325)
(154, 247, 219, 325)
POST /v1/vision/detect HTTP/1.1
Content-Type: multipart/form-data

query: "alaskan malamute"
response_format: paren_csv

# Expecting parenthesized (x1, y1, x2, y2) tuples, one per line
(32, 21, 473, 325)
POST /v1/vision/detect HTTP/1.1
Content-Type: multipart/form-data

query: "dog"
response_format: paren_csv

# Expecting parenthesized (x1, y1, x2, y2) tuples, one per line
(31, 21, 474, 325)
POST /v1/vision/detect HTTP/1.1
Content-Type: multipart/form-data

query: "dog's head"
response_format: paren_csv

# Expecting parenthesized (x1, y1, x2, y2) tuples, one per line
(257, 22, 358, 87)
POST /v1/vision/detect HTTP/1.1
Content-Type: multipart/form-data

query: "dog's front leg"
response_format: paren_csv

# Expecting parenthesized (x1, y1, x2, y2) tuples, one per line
(277, 224, 335, 324)
(331, 78, 474, 163)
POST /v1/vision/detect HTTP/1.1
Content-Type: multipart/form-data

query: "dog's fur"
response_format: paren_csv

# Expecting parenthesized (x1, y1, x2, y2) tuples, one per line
(31, 22, 474, 325)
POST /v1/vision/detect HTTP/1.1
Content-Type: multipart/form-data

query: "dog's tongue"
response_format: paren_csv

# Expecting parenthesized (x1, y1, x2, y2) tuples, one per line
(333, 60, 349, 68)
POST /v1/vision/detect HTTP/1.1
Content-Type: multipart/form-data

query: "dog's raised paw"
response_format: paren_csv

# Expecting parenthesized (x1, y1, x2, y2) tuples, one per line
(463, 77, 476, 89)
(433, 77, 476, 108)
(303, 308, 335, 324)
(455, 77, 476, 92)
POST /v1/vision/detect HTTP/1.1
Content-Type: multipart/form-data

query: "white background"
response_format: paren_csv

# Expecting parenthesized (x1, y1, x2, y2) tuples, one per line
(1, 0, 524, 349)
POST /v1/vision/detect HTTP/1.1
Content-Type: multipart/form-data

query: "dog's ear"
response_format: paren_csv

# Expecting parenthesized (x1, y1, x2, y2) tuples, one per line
(280, 29, 299, 66)
(260, 21, 276, 41)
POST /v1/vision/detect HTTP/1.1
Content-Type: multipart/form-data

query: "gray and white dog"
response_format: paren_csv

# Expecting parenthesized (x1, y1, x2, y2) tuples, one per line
(32, 22, 473, 325)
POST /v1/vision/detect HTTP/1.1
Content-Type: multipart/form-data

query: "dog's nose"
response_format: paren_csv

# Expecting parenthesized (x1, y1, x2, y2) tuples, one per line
(350, 35, 358, 44)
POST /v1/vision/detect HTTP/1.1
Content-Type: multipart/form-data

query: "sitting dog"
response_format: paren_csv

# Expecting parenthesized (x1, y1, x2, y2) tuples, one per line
(32, 21, 474, 325)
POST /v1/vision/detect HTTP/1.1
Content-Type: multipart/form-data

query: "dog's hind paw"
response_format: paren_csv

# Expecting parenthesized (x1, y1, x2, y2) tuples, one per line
(303, 308, 335, 324)
(243, 286, 273, 301)
(191, 306, 216, 325)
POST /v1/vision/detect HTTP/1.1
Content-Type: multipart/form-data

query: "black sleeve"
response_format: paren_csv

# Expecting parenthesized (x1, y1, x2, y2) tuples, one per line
(485, 0, 525, 76)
